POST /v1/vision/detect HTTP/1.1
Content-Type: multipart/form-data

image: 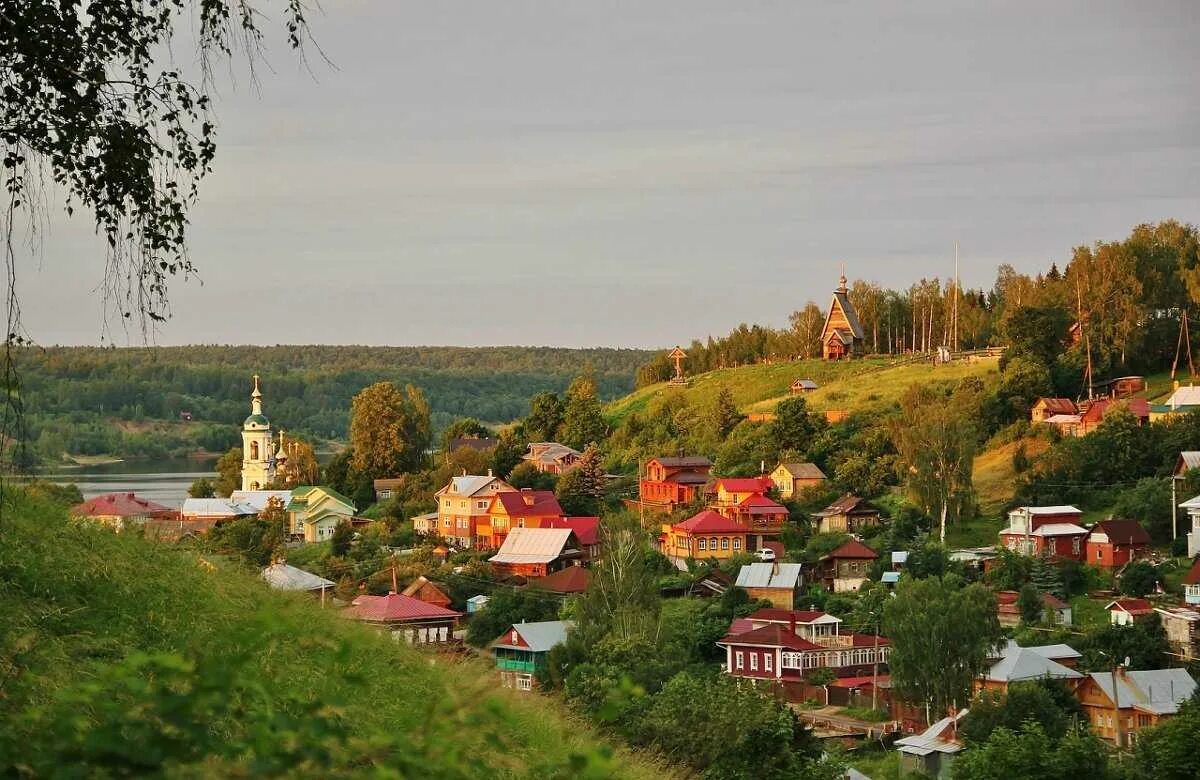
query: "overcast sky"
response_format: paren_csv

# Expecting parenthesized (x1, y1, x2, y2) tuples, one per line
(21, 1, 1200, 348)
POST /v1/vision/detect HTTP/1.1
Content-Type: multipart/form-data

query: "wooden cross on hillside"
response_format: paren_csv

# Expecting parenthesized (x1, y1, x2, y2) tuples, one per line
(668, 346, 689, 386)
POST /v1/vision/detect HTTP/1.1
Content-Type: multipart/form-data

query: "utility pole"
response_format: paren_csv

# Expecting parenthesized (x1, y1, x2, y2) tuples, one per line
(953, 241, 960, 352)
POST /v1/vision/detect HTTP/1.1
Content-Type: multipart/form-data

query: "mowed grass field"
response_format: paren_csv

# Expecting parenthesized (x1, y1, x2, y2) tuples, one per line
(606, 355, 1001, 422)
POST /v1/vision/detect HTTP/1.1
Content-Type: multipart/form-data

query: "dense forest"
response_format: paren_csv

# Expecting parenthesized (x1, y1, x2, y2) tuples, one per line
(19, 345, 651, 463)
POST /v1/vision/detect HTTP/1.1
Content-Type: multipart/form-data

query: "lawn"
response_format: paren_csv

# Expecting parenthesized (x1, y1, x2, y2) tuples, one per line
(972, 435, 1050, 515)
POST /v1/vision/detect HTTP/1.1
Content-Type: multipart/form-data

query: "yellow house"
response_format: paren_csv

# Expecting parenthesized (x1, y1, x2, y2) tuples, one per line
(661, 510, 748, 565)
(286, 486, 356, 543)
(769, 463, 827, 499)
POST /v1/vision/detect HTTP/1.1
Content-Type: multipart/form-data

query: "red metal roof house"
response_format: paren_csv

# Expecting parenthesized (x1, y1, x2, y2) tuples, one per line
(1086, 519, 1151, 569)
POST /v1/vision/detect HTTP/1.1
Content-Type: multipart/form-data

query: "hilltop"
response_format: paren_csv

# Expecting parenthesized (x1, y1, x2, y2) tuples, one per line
(607, 355, 1002, 422)
(0, 490, 673, 778)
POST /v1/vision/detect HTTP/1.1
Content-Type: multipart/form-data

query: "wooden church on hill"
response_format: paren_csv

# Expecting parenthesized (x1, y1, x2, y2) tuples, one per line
(820, 272, 864, 360)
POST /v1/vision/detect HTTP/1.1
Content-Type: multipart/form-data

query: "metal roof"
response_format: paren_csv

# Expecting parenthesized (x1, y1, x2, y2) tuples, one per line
(229, 490, 292, 511)
(1088, 669, 1196, 714)
(895, 710, 968, 756)
(735, 562, 802, 589)
(1165, 385, 1200, 408)
(1016, 505, 1082, 515)
(488, 527, 577, 564)
(261, 563, 335, 591)
(881, 571, 901, 584)
(1178, 451, 1200, 472)
(777, 462, 826, 480)
(181, 498, 258, 517)
(984, 647, 1082, 683)
(1031, 523, 1089, 536)
(490, 620, 574, 653)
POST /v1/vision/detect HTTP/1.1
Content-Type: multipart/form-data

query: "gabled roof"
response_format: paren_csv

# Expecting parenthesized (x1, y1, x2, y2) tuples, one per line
(672, 510, 747, 535)
(1081, 397, 1150, 422)
(650, 456, 713, 469)
(1035, 397, 1078, 414)
(492, 490, 564, 517)
(1014, 505, 1083, 516)
(715, 477, 773, 494)
(491, 620, 574, 653)
(815, 494, 876, 517)
(1176, 451, 1200, 474)
(895, 710, 969, 756)
(261, 563, 335, 591)
(735, 562, 803, 589)
(790, 378, 819, 390)
(488, 528, 578, 565)
(738, 494, 789, 515)
(822, 539, 879, 560)
(1181, 557, 1200, 585)
(528, 566, 591, 594)
(287, 485, 356, 512)
(1089, 519, 1150, 545)
(71, 492, 173, 518)
(1031, 523, 1089, 537)
(776, 462, 826, 480)
(984, 646, 1083, 683)
(344, 592, 460, 623)
(717, 623, 822, 652)
(401, 575, 452, 606)
(749, 607, 840, 625)
(1106, 598, 1154, 615)
(1045, 414, 1082, 424)
(1165, 385, 1200, 409)
(1088, 669, 1196, 714)
(823, 288, 864, 340)
(545, 516, 600, 546)
(437, 475, 509, 498)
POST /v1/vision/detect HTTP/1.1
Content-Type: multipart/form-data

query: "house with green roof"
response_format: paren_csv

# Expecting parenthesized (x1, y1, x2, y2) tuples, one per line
(286, 485, 357, 543)
(490, 620, 572, 692)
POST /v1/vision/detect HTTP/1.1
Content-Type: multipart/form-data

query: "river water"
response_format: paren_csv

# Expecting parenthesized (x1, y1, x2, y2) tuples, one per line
(16, 458, 218, 508)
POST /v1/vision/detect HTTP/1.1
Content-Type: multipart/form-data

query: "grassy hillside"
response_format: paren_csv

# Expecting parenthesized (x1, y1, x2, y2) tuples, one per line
(973, 435, 1051, 516)
(0, 490, 674, 778)
(607, 355, 1001, 421)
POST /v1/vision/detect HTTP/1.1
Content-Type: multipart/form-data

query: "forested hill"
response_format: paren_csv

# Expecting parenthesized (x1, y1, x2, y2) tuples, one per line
(20, 345, 652, 460)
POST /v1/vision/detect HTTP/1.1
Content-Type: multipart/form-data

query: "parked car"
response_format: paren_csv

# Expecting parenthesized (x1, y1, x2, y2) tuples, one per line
(755, 548, 776, 562)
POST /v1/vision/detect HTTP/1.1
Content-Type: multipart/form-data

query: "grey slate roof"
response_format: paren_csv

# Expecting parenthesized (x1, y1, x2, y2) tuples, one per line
(735, 562, 802, 589)
(1088, 669, 1196, 714)
(261, 563, 336, 591)
(491, 620, 574, 653)
(895, 710, 968, 756)
(984, 646, 1082, 683)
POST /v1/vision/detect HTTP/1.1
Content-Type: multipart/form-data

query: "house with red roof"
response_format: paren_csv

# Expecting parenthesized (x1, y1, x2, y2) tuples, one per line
(817, 539, 879, 592)
(1032, 397, 1078, 424)
(1086, 519, 1151, 569)
(661, 509, 748, 566)
(1107, 598, 1155, 627)
(70, 492, 175, 532)
(639, 456, 713, 511)
(717, 608, 890, 700)
(1079, 397, 1150, 436)
(709, 476, 789, 546)
(433, 473, 515, 549)
(477, 489, 564, 550)
(995, 590, 1072, 627)
(1182, 557, 1200, 606)
(343, 573, 461, 645)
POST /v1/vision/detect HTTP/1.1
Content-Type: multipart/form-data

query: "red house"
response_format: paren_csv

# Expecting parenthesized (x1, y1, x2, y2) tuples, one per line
(544, 515, 600, 560)
(639, 456, 713, 510)
(998, 505, 1087, 560)
(487, 527, 583, 578)
(1086, 519, 1151, 569)
(1078, 397, 1150, 435)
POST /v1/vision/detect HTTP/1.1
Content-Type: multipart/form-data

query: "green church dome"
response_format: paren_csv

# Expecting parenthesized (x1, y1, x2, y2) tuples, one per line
(244, 413, 269, 427)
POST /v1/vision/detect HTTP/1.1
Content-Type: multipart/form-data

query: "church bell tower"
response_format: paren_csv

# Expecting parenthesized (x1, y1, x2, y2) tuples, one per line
(241, 375, 276, 491)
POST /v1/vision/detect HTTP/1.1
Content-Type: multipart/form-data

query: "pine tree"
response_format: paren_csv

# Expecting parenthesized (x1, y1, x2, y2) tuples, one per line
(1031, 556, 1065, 600)
(559, 375, 606, 449)
(710, 387, 742, 439)
(576, 443, 605, 504)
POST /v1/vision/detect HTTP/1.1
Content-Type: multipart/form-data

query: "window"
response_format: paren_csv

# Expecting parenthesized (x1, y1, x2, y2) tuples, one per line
(1073, 537, 1081, 554)
(733, 538, 741, 550)
(443, 499, 451, 509)
(460, 500, 466, 509)
(764, 654, 773, 672)
(517, 675, 532, 691)
(1097, 549, 1103, 560)
(750, 654, 758, 671)
(736, 652, 744, 670)
(710, 537, 718, 551)
(478, 500, 487, 510)
(721, 537, 730, 550)
(250, 441, 259, 460)
(698, 538, 707, 551)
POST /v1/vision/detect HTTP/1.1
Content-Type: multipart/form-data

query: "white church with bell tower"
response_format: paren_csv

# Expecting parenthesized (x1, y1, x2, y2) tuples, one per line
(241, 375, 285, 491)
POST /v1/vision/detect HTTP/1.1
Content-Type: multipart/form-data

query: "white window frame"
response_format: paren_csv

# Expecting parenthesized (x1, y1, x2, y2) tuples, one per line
(764, 654, 773, 672)
(698, 538, 707, 551)
(750, 653, 758, 671)
(733, 538, 742, 550)
(735, 651, 745, 670)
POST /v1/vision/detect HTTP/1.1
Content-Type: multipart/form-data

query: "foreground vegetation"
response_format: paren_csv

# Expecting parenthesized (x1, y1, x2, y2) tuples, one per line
(0, 489, 671, 778)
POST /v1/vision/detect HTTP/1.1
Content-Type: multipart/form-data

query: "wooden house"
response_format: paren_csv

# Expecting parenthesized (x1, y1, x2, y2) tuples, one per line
(488, 527, 583, 578)
(343, 589, 461, 645)
(1093, 376, 1146, 399)
(790, 378, 819, 395)
(1085, 519, 1150, 569)
(976, 641, 1082, 696)
(1078, 397, 1150, 435)
(710, 477, 788, 545)
(527, 565, 591, 595)
(433, 473, 515, 549)
(491, 620, 573, 692)
(1106, 598, 1155, 626)
(820, 273, 864, 360)
(477, 489, 564, 550)
(769, 462, 827, 499)
(1075, 668, 1196, 745)
(817, 539, 879, 592)
(522, 442, 582, 474)
(1031, 397, 1077, 424)
(285, 486, 357, 543)
(543, 515, 600, 560)
(661, 509, 748, 565)
(812, 494, 881, 534)
(402, 575, 453, 609)
(1182, 557, 1200, 606)
(372, 477, 406, 502)
(71, 492, 175, 533)
(639, 456, 713, 510)
(995, 590, 1072, 627)
(1156, 607, 1200, 662)
(734, 562, 804, 609)
(998, 505, 1087, 559)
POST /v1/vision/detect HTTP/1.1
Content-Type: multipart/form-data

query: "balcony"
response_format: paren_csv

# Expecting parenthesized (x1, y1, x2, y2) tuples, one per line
(496, 658, 538, 673)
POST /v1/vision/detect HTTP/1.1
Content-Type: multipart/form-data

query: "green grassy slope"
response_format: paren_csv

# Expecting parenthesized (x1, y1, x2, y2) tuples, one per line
(606, 355, 1001, 421)
(0, 491, 673, 778)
